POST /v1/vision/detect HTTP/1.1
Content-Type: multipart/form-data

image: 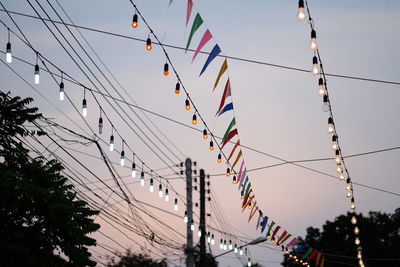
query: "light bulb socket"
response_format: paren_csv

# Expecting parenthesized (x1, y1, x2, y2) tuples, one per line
(110, 135, 114, 143)
(121, 150, 125, 157)
(164, 63, 169, 72)
(132, 14, 138, 24)
(328, 117, 333, 124)
(141, 171, 144, 178)
(6, 42, 11, 51)
(332, 135, 337, 142)
(150, 178, 154, 185)
(323, 95, 328, 103)
(146, 37, 152, 50)
(335, 149, 340, 156)
(60, 82, 64, 90)
(318, 78, 324, 86)
(312, 56, 318, 65)
(132, 162, 136, 169)
(185, 99, 190, 107)
(34, 64, 39, 74)
(165, 188, 169, 194)
(159, 184, 162, 190)
(351, 197, 355, 202)
(311, 29, 317, 39)
(299, 0, 304, 8)
(99, 117, 103, 124)
(82, 99, 87, 107)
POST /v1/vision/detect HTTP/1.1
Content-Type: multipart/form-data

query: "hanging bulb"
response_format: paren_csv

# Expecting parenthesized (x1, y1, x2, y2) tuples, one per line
(248, 201, 252, 209)
(34, 64, 40, 84)
(6, 42, 12, 63)
(346, 178, 351, 191)
(318, 78, 325, 96)
(332, 135, 338, 150)
(228, 240, 233, 250)
(335, 150, 341, 165)
(241, 190, 244, 199)
(59, 82, 65, 101)
(146, 37, 152, 51)
(239, 247, 243, 255)
(311, 56, 320, 76)
(219, 239, 223, 250)
(163, 63, 169, 76)
(351, 216, 357, 225)
(223, 240, 227, 251)
(211, 234, 215, 245)
(232, 175, 237, 184)
(174, 198, 178, 211)
(165, 188, 169, 201)
(322, 95, 330, 112)
(337, 165, 343, 174)
(355, 237, 360, 245)
(184, 211, 188, 223)
(354, 227, 360, 235)
(175, 82, 180, 94)
(109, 134, 114, 151)
(351, 197, 356, 210)
(207, 232, 211, 243)
(203, 129, 208, 139)
(234, 244, 238, 253)
(339, 174, 345, 180)
(120, 150, 125, 166)
(217, 153, 222, 163)
(247, 258, 252, 267)
(209, 141, 214, 150)
(226, 168, 230, 177)
(149, 178, 154, 192)
(328, 117, 334, 134)
(190, 220, 194, 231)
(297, 0, 306, 21)
(191, 113, 197, 125)
(131, 162, 136, 178)
(347, 190, 352, 198)
(82, 98, 87, 117)
(185, 99, 191, 110)
(198, 226, 201, 237)
(310, 29, 318, 51)
(158, 184, 163, 197)
(140, 171, 145, 186)
(131, 14, 138, 28)
(98, 117, 103, 134)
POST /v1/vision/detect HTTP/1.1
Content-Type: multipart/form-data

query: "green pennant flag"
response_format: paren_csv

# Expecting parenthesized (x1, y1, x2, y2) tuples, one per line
(222, 118, 236, 142)
(266, 221, 275, 238)
(186, 13, 203, 51)
(302, 247, 314, 260)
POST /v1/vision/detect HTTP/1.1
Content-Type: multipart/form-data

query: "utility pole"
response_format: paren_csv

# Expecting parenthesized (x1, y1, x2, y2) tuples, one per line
(185, 158, 194, 267)
(199, 169, 206, 265)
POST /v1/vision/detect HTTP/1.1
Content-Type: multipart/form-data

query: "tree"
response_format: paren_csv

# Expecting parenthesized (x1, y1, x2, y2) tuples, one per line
(0, 91, 100, 266)
(107, 249, 168, 267)
(281, 209, 400, 267)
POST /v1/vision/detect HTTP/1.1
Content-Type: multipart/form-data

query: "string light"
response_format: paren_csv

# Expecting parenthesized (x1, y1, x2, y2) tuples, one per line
(310, 29, 317, 51)
(82, 88, 87, 117)
(318, 77, 325, 96)
(207, 232, 211, 243)
(239, 247, 243, 255)
(219, 239, 223, 250)
(351, 197, 356, 210)
(131, 153, 136, 178)
(165, 188, 169, 201)
(174, 198, 178, 211)
(98, 110, 103, 134)
(335, 150, 341, 165)
(217, 153, 222, 163)
(192, 113, 197, 125)
(355, 237, 360, 245)
(149, 173, 154, 192)
(120, 141, 125, 166)
(34, 53, 40, 84)
(311, 56, 320, 76)
(59, 72, 64, 101)
(223, 240, 227, 250)
(198, 226, 202, 237)
(328, 117, 334, 134)
(211, 234, 215, 245)
(6, 28, 12, 63)
(351, 215, 357, 225)
(140, 169, 145, 186)
(354, 227, 360, 235)
(339, 174, 345, 180)
(247, 258, 252, 267)
(336, 165, 343, 174)
(322, 95, 330, 112)
(175, 82, 180, 94)
(131, 13, 138, 28)
(190, 219, 194, 231)
(347, 190, 352, 198)
(297, 0, 306, 21)
(232, 175, 237, 184)
(185, 99, 191, 110)
(234, 244, 238, 253)
(109, 131, 114, 151)
(146, 37, 152, 51)
(228, 240, 233, 250)
(209, 140, 214, 151)
(163, 63, 169, 76)
(331, 135, 338, 150)
(203, 129, 208, 139)
(158, 184, 163, 197)
(226, 168, 230, 177)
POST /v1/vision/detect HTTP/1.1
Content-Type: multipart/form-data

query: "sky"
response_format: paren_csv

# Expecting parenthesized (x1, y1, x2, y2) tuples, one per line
(1, 0, 400, 266)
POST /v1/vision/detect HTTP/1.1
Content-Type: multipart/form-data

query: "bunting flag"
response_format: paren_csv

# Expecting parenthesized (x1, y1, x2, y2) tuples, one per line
(222, 117, 236, 141)
(221, 128, 238, 149)
(285, 237, 298, 249)
(240, 180, 248, 200)
(248, 203, 258, 222)
(242, 194, 254, 211)
(271, 225, 281, 241)
(316, 252, 322, 266)
(256, 211, 262, 230)
(320, 255, 325, 267)
(216, 79, 231, 115)
(261, 216, 268, 233)
(302, 247, 313, 260)
(192, 30, 212, 62)
(213, 59, 228, 90)
(200, 44, 221, 76)
(266, 221, 276, 238)
(231, 150, 242, 170)
(295, 244, 308, 252)
(307, 249, 319, 262)
(236, 161, 244, 184)
(276, 230, 288, 245)
(227, 140, 240, 161)
(217, 102, 233, 117)
(240, 175, 248, 191)
(185, 0, 193, 25)
(279, 233, 292, 245)
(186, 13, 203, 51)
(238, 167, 246, 186)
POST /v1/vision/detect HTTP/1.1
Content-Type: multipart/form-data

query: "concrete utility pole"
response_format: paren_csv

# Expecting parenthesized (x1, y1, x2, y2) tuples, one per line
(199, 169, 206, 265)
(185, 158, 194, 267)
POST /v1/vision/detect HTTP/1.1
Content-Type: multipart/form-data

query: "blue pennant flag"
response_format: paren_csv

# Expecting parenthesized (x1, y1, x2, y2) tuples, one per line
(261, 216, 269, 233)
(217, 102, 233, 117)
(200, 44, 221, 76)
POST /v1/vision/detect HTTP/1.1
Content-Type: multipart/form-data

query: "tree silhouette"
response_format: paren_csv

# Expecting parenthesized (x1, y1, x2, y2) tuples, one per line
(107, 249, 168, 267)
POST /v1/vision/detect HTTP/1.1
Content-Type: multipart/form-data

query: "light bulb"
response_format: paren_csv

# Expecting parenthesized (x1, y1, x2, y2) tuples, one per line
(297, 0, 306, 21)
(131, 14, 138, 28)
(339, 174, 345, 180)
(209, 141, 214, 150)
(175, 82, 180, 94)
(184, 211, 188, 223)
(226, 168, 230, 177)
(82, 99, 87, 117)
(219, 239, 223, 250)
(120, 150, 125, 166)
(174, 198, 178, 211)
(357, 251, 362, 259)
(6, 42, 12, 63)
(146, 37, 152, 51)
(337, 165, 343, 174)
(346, 178, 351, 191)
(232, 175, 237, 184)
(158, 184, 163, 197)
(140, 171, 145, 186)
(34, 64, 40, 84)
(234, 244, 238, 253)
(311, 56, 319, 76)
(149, 178, 154, 192)
(328, 117, 334, 134)
(165, 188, 169, 201)
(310, 29, 317, 51)
(351, 197, 356, 210)
(354, 227, 360, 235)
(207, 232, 211, 243)
(228, 240, 233, 250)
(239, 248, 243, 255)
(163, 63, 169, 76)
(203, 129, 208, 139)
(355, 237, 360, 245)
(318, 78, 325, 96)
(191, 220, 194, 231)
(109, 135, 114, 151)
(223, 240, 227, 251)
(335, 150, 341, 165)
(211, 234, 215, 245)
(332, 135, 338, 150)
(192, 114, 197, 125)
(347, 190, 352, 198)
(185, 99, 190, 110)
(59, 82, 65, 101)
(98, 117, 103, 134)
(322, 95, 330, 112)
(217, 154, 222, 163)
(198, 227, 201, 237)
(247, 258, 252, 267)
(131, 162, 136, 178)
(351, 216, 357, 225)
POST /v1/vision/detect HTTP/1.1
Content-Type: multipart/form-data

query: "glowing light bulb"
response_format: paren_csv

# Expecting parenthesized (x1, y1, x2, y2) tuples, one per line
(149, 178, 154, 192)
(146, 37, 152, 51)
(328, 117, 334, 134)
(109, 135, 114, 151)
(354, 227, 360, 235)
(140, 171, 145, 186)
(203, 129, 208, 139)
(332, 135, 338, 150)
(335, 150, 341, 165)
(165, 188, 169, 201)
(175, 82, 180, 94)
(198, 227, 201, 237)
(59, 82, 65, 101)
(297, 0, 306, 21)
(322, 95, 330, 112)
(158, 184, 163, 197)
(185, 99, 190, 110)
(207, 232, 211, 243)
(355, 237, 360, 245)
(223, 240, 227, 251)
(131, 162, 136, 178)
(163, 63, 169, 76)
(226, 168, 230, 177)
(219, 239, 223, 250)
(192, 114, 197, 125)
(120, 150, 125, 166)
(82, 99, 87, 117)
(351, 197, 356, 210)
(229, 240, 233, 250)
(217, 154, 222, 163)
(347, 190, 352, 198)
(184, 211, 188, 223)
(357, 251, 362, 259)
(190, 220, 194, 231)
(34, 64, 40, 84)
(234, 244, 238, 253)
(98, 117, 103, 134)
(6, 42, 12, 63)
(232, 175, 237, 184)
(131, 14, 138, 28)
(311, 56, 319, 76)
(211, 234, 215, 245)
(209, 141, 214, 151)
(239, 248, 243, 255)
(318, 78, 325, 96)
(310, 29, 317, 51)
(247, 258, 252, 267)
(351, 216, 357, 225)
(339, 174, 345, 180)
(174, 198, 178, 211)
(337, 165, 343, 174)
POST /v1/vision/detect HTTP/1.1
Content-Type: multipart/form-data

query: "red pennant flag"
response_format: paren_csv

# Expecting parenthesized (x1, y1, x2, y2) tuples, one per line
(248, 204, 258, 222)
(276, 230, 288, 245)
(227, 140, 240, 161)
(316, 252, 322, 266)
(221, 129, 238, 149)
(216, 79, 231, 115)
(186, 0, 193, 26)
(307, 249, 319, 262)
(271, 225, 281, 241)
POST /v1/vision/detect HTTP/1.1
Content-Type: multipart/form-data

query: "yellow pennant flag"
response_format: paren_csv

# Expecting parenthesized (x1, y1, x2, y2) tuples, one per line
(231, 150, 242, 170)
(213, 59, 228, 91)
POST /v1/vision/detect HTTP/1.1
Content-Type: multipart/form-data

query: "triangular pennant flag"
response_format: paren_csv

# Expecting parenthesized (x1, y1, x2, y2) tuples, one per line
(307, 249, 319, 262)
(271, 225, 281, 241)
(236, 161, 244, 184)
(200, 44, 221, 76)
(221, 128, 238, 149)
(192, 30, 212, 62)
(214, 59, 228, 91)
(216, 79, 231, 115)
(238, 170, 247, 189)
(242, 194, 254, 211)
(217, 102, 233, 117)
(261, 216, 268, 233)
(302, 247, 313, 260)
(320, 255, 325, 267)
(295, 244, 308, 252)
(285, 237, 298, 249)
(231, 150, 242, 170)
(248, 204, 258, 222)
(276, 230, 288, 245)
(222, 117, 236, 141)
(240, 175, 248, 191)
(186, 0, 193, 26)
(227, 140, 240, 162)
(316, 252, 322, 266)
(256, 211, 263, 230)
(186, 13, 203, 51)
(279, 233, 292, 246)
(266, 221, 275, 238)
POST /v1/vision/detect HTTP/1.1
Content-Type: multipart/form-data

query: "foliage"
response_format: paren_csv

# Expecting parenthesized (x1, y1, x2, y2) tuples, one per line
(281, 209, 400, 267)
(0, 91, 100, 266)
(107, 249, 168, 267)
